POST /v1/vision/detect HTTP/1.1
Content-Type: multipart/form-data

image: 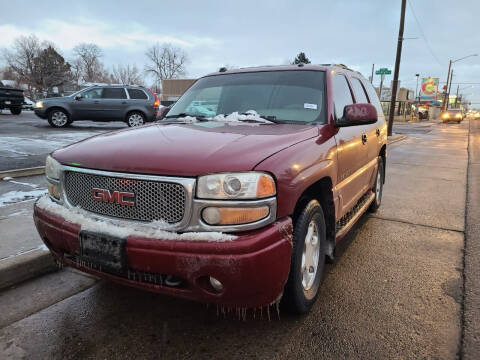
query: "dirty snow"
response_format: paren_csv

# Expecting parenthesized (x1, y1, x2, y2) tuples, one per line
(0, 189, 47, 207)
(178, 110, 273, 124)
(36, 195, 236, 242)
(3, 178, 39, 188)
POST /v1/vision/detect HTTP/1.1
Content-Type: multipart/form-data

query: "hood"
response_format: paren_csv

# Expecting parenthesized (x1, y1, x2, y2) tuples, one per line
(53, 121, 319, 176)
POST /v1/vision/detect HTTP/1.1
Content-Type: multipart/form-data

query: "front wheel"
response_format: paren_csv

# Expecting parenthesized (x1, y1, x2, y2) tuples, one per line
(10, 107, 21, 115)
(47, 109, 71, 128)
(126, 111, 145, 127)
(369, 157, 384, 212)
(282, 199, 326, 314)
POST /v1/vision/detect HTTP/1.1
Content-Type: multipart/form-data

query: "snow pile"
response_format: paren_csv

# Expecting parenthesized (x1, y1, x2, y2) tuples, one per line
(36, 195, 237, 242)
(178, 110, 273, 124)
(0, 189, 47, 207)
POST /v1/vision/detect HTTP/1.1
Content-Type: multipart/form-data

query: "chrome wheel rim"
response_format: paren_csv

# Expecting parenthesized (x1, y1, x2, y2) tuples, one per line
(51, 111, 67, 126)
(301, 220, 320, 291)
(128, 114, 144, 126)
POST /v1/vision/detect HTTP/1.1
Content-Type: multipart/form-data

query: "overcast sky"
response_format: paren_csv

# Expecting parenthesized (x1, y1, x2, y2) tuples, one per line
(1, 0, 480, 104)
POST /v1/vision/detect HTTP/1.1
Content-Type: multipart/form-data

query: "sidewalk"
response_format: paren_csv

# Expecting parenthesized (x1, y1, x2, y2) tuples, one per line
(0, 175, 56, 289)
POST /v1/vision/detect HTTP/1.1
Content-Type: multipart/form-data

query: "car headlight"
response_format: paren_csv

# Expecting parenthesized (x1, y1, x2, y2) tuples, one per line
(35, 101, 43, 108)
(442, 113, 449, 118)
(46, 155, 61, 180)
(197, 172, 276, 199)
(456, 113, 462, 118)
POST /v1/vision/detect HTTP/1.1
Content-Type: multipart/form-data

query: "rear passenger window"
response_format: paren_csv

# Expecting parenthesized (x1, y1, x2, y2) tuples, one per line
(128, 89, 148, 100)
(102, 88, 127, 99)
(362, 80, 384, 116)
(350, 78, 369, 104)
(332, 74, 353, 120)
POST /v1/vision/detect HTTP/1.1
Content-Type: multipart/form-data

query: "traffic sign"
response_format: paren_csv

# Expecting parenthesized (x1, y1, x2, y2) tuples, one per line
(375, 68, 392, 75)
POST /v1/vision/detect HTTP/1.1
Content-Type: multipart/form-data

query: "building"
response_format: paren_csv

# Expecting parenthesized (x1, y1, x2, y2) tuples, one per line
(161, 79, 196, 105)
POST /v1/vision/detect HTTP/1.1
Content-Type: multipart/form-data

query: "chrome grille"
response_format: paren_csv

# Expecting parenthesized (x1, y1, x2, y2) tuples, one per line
(64, 171, 186, 223)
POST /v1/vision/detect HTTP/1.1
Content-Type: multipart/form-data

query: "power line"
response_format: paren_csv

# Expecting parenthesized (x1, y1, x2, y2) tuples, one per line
(407, 0, 442, 66)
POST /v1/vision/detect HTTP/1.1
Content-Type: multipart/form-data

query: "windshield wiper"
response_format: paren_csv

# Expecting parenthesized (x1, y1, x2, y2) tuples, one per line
(164, 113, 209, 121)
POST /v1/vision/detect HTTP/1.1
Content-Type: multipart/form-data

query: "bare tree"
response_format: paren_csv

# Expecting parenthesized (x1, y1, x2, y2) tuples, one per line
(145, 43, 188, 90)
(2, 35, 42, 95)
(72, 43, 104, 83)
(112, 64, 144, 85)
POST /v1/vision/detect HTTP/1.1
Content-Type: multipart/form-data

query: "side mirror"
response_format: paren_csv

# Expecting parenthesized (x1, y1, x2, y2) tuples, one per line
(75, 95, 82, 101)
(157, 106, 170, 120)
(336, 103, 377, 127)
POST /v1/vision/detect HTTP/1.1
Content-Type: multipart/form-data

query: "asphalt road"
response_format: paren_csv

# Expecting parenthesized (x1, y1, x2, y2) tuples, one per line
(0, 111, 127, 171)
(0, 118, 475, 359)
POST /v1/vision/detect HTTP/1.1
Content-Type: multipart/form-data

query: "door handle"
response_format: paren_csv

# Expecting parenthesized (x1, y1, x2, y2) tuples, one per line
(94, 100, 99, 104)
(362, 134, 368, 144)
(121, 101, 127, 104)
(376, 128, 380, 137)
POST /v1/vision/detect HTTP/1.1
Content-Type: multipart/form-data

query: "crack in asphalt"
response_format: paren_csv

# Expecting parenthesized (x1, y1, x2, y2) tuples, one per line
(370, 215, 465, 234)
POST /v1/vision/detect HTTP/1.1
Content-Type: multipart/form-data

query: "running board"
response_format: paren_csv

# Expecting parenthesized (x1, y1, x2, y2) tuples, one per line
(335, 191, 375, 240)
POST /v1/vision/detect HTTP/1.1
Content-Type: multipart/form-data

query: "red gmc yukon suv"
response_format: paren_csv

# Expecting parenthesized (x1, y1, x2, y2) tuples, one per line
(34, 64, 387, 313)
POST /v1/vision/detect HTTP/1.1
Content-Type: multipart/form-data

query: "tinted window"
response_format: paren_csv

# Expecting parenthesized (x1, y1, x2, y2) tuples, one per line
(102, 88, 127, 99)
(128, 89, 148, 100)
(168, 71, 327, 123)
(350, 78, 369, 103)
(362, 80, 384, 115)
(332, 74, 353, 119)
(82, 88, 103, 99)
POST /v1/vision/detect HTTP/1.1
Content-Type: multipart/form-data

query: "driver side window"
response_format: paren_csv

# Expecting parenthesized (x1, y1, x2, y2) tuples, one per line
(332, 75, 353, 120)
(82, 88, 103, 99)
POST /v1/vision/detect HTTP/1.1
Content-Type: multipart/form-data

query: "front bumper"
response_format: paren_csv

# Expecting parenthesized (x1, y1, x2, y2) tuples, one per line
(34, 108, 48, 119)
(33, 203, 293, 308)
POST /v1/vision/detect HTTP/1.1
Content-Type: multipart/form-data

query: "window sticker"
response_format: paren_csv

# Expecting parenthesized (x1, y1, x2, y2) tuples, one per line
(304, 103, 318, 110)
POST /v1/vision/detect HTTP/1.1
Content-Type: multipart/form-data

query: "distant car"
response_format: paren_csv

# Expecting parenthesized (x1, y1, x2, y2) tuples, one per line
(418, 106, 429, 120)
(473, 111, 480, 120)
(23, 97, 35, 110)
(441, 109, 464, 123)
(33, 85, 160, 128)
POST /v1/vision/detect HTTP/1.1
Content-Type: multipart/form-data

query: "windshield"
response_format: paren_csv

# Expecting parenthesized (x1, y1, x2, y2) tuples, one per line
(166, 70, 326, 123)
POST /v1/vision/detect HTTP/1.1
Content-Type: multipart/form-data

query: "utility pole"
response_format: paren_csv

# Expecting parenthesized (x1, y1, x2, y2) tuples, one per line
(387, 0, 406, 136)
(370, 64, 375, 83)
(415, 74, 420, 102)
(379, 74, 385, 100)
(443, 60, 452, 111)
(447, 70, 454, 110)
(455, 84, 459, 108)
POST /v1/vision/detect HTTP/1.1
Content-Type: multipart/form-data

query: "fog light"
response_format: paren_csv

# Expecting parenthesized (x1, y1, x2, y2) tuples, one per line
(202, 206, 270, 225)
(209, 276, 223, 292)
(48, 183, 60, 200)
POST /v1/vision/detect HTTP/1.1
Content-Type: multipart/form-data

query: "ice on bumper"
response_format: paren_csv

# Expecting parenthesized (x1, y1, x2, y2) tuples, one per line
(36, 195, 237, 242)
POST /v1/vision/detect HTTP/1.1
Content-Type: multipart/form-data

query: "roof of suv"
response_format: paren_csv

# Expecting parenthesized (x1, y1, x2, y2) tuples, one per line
(206, 63, 363, 77)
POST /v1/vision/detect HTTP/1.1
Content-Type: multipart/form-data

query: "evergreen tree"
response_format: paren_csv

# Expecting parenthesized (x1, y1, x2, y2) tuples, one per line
(32, 46, 71, 93)
(292, 52, 311, 64)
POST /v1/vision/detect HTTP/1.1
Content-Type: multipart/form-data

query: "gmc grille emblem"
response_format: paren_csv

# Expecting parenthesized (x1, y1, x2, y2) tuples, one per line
(92, 188, 135, 206)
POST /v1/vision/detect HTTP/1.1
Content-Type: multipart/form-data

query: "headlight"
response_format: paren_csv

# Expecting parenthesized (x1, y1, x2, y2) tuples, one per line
(46, 155, 61, 180)
(197, 172, 276, 199)
(35, 101, 43, 108)
(455, 113, 462, 118)
(442, 113, 449, 119)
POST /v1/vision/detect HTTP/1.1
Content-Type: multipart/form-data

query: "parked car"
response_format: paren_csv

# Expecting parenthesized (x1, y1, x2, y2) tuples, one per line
(34, 64, 387, 313)
(23, 96, 35, 110)
(0, 80, 24, 115)
(33, 85, 160, 127)
(441, 108, 464, 123)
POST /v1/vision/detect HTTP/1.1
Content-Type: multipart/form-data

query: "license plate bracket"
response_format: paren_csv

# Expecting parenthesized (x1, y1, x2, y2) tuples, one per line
(79, 231, 126, 273)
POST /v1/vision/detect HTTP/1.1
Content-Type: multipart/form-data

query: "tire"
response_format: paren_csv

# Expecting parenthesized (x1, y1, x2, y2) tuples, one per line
(47, 109, 70, 128)
(282, 199, 326, 314)
(369, 157, 384, 212)
(126, 111, 145, 127)
(10, 107, 21, 115)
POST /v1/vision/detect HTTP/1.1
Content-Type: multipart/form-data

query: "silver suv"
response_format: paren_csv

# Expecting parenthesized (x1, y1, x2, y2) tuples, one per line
(33, 85, 160, 128)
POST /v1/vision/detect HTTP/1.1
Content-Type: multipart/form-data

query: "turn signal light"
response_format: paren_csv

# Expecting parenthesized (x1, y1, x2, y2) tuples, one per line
(257, 175, 276, 198)
(202, 206, 270, 225)
(48, 183, 60, 200)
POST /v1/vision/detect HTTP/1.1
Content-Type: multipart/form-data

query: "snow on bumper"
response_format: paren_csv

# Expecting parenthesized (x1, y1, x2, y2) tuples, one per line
(33, 196, 293, 308)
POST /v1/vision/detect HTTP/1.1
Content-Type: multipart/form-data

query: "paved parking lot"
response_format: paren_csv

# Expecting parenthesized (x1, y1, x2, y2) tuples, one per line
(0, 111, 127, 171)
(0, 119, 473, 359)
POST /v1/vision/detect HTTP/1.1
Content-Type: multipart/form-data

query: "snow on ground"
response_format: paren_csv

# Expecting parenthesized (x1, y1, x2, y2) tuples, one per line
(2, 177, 39, 188)
(36, 195, 237, 242)
(0, 189, 48, 207)
(0, 132, 103, 158)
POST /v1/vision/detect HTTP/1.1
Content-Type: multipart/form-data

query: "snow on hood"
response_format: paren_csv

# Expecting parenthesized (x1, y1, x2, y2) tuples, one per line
(36, 195, 236, 242)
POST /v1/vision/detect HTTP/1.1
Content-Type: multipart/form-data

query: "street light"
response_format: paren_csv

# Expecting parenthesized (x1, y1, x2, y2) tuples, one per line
(415, 74, 420, 102)
(443, 53, 478, 110)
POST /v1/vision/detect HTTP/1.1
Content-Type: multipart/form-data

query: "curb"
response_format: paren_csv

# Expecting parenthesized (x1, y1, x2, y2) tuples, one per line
(0, 166, 45, 179)
(388, 134, 407, 145)
(0, 248, 57, 290)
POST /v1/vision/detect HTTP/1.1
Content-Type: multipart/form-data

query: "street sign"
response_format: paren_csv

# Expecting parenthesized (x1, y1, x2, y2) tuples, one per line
(375, 68, 392, 75)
